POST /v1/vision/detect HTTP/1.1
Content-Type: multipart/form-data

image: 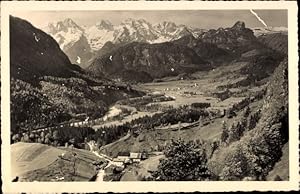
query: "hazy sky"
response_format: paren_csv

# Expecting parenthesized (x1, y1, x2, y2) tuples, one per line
(12, 10, 287, 29)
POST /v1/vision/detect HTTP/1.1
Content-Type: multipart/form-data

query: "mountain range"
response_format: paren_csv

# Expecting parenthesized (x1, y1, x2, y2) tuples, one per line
(87, 21, 286, 83)
(11, 15, 287, 85)
(42, 18, 205, 67)
(43, 18, 287, 68)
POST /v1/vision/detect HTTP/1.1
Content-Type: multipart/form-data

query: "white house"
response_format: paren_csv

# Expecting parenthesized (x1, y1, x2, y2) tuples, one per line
(112, 158, 125, 167)
(129, 152, 142, 162)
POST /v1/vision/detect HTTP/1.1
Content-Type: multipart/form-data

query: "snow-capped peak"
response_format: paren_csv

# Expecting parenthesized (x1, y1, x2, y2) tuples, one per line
(45, 18, 83, 34)
(122, 18, 137, 24)
(62, 18, 79, 27)
(96, 20, 114, 31)
(86, 20, 115, 51)
(44, 18, 84, 51)
(155, 21, 177, 34)
(51, 18, 84, 33)
(120, 18, 152, 29)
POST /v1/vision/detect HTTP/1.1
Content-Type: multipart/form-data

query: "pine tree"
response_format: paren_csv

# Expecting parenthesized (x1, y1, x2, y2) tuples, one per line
(220, 121, 229, 143)
(152, 139, 210, 181)
(198, 115, 203, 127)
(220, 144, 249, 180)
(244, 106, 251, 117)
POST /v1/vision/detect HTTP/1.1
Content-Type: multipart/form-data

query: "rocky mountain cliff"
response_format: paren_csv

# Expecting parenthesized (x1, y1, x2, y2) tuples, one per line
(200, 21, 258, 53)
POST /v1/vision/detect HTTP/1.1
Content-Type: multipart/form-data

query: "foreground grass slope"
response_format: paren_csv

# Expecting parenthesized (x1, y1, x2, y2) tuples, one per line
(11, 142, 100, 181)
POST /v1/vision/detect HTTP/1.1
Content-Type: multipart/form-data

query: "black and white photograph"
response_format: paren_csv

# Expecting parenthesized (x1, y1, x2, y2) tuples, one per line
(1, 1, 298, 192)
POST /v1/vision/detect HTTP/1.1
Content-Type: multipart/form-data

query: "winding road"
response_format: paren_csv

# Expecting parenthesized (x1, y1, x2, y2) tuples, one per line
(87, 142, 113, 182)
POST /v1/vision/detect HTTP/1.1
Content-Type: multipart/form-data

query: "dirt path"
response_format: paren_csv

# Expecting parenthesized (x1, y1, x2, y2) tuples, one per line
(93, 153, 112, 181)
(86, 145, 113, 182)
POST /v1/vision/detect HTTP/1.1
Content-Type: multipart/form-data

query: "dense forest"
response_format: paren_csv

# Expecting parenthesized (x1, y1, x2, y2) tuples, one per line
(12, 106, 211, 148)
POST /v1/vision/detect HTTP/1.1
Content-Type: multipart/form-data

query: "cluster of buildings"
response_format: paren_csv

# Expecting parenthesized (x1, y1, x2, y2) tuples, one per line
(112, 152, 148, 167)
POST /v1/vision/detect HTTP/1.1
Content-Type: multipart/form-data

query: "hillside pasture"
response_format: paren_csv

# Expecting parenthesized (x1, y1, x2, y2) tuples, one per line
(11, 143, 100, 181)
(11, 142, 65, 179)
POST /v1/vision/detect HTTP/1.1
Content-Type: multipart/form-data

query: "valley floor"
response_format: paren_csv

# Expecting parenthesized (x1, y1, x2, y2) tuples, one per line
(11, 61, 288, 182)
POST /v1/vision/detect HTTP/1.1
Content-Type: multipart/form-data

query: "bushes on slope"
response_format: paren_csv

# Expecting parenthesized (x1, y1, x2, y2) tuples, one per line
(152, 139, 211, 181)
(210, 58, 288, 180)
